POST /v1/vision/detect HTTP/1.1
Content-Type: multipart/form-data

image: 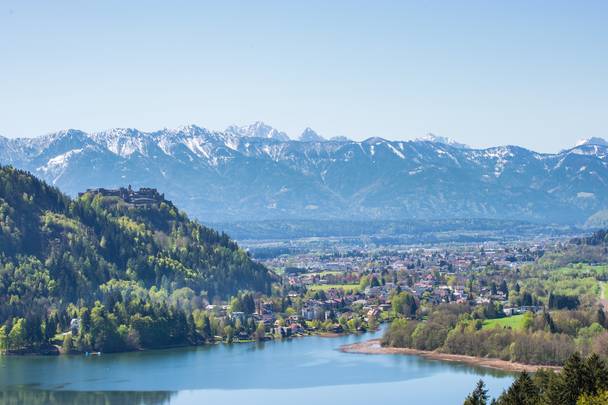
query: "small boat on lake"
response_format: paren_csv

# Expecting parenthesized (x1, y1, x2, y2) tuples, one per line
(84, 351, 102, 356)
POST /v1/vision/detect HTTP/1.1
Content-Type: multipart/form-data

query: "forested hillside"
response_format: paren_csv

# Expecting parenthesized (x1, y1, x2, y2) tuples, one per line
(0, 165, 272, 353)
(572, 228, 608, 246)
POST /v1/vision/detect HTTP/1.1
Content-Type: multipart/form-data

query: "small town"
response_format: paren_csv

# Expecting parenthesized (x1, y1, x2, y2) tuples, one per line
(188, 239, 557, 342)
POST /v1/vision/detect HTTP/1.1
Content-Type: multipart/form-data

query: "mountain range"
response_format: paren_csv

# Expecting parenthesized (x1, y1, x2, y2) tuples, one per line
(1, 122, 607, 225)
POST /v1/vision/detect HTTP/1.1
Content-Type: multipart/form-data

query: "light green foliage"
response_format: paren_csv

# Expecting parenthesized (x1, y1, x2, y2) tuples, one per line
(600, 282, 608, 300)
(8, 318, 27, 350)
(391, 291, 418, 317)
(41, 212, 83, 234)
(62, 333, 73, 353)
(482, 314, 527, 331)
(117, 216, 148, 237)
(0, 165, 273, 353)
(255, 321, 266, 341)
(346, 317, 361, 332)
(0, 325, 8, 353)
(308, 284, 359, 292)
(578, 391, 608, 405)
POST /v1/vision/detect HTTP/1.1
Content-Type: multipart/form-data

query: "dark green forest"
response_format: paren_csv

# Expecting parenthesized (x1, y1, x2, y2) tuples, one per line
(464, 353, 608, 404)
(0, 165, 273, 353)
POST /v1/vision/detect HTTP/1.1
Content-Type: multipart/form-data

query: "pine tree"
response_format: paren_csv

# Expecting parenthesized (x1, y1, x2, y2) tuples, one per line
(464, 380, 489, 405)
(582, 354, 608, 396)
(555, 353, 585, 405)
(499, 280, 509, 298)
(44, 314, 58, 343)
(596, 308, 606, 328)
(201, 315, 212, 341)
(496, 371, 539, 404)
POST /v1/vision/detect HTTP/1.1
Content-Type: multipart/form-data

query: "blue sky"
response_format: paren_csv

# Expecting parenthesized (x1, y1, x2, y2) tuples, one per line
(0, 0, 606, 152)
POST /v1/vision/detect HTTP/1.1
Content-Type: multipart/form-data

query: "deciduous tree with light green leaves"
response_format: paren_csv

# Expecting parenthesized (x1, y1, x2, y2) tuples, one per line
(255, 321, 266, 341)
(0, 325, 8, 353)
(8, 318, 27, 351)
(391, 291, 417, 317)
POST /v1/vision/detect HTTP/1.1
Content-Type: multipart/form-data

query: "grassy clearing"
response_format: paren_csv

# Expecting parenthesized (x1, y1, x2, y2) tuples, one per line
(555, 264, 608, 278)
(308, 283, 360, 292)
(482, 314, 527, 331)
(600, 281, 608, 300)
(308, 270, 344, 276)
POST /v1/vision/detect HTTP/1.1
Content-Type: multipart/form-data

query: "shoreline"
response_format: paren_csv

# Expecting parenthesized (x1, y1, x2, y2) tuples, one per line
(340, 339, 561, 373)
(1, 330, 354, 357)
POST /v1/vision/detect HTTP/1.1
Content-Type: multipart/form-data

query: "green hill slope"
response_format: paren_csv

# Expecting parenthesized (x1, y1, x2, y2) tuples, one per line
(0, 165, 272, 352)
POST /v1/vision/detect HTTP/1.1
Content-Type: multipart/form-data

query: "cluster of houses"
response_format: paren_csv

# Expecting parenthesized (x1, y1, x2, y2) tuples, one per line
(172, 240, 553, 345)
(266, 241, 548, 325)
(267, 243, 543, 283)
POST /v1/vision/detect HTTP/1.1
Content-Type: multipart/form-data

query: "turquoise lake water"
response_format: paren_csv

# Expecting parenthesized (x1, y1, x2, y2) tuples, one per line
(0, 328, 514, 404)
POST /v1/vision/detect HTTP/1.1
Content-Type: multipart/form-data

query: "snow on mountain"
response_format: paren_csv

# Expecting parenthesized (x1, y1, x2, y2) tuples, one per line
(576, 137, 608, 147)
(37, 148, 86, 184)
(416, 133, 469, 149)
(329, 136, 351, 142)
(89, 128, 152, 157)
(225, 121, 290, 141)
(1, 123, 607, 224)
(0, 135, 13, 161)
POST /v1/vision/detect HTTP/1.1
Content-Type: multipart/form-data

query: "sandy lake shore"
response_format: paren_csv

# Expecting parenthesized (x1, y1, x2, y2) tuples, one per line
(340, 339, 561, 373)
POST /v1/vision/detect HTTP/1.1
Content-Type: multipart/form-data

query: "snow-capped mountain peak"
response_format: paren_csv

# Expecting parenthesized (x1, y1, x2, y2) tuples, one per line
(1, 124, 608, 225)
(576, 137, 608, 147)
(416, 133, 469, 149)
(225, 121, 290, 141)
(170, 124, 208, 135)
(89, 128, 152, 157)
(299, 127, 325, 142)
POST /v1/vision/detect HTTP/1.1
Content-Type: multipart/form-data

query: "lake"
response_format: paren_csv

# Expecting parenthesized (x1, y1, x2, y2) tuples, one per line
(0, 328, 514, 404)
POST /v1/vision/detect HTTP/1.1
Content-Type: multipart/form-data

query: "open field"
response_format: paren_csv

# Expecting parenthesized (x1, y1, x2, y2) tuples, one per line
(601, 281, 608, 300)
(308, 283, 360, 292)
(600, 282, 608, 311)
(308, 271, 344, 276)
(482, 314, 526, 330)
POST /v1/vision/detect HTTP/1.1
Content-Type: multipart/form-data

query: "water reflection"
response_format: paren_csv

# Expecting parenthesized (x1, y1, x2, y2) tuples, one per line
(0, 389, 174, 405)
(0, 328, 514, 404)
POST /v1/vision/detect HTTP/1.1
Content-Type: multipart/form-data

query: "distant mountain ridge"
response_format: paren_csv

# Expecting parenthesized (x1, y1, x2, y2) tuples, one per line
(576, 137, 608, 147)
(416, 133, 469, 149)
(0, 123, 607, 225)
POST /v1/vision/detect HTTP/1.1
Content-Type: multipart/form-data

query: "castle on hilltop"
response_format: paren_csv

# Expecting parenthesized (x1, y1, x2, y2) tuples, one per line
(80, 185, 166, 206)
